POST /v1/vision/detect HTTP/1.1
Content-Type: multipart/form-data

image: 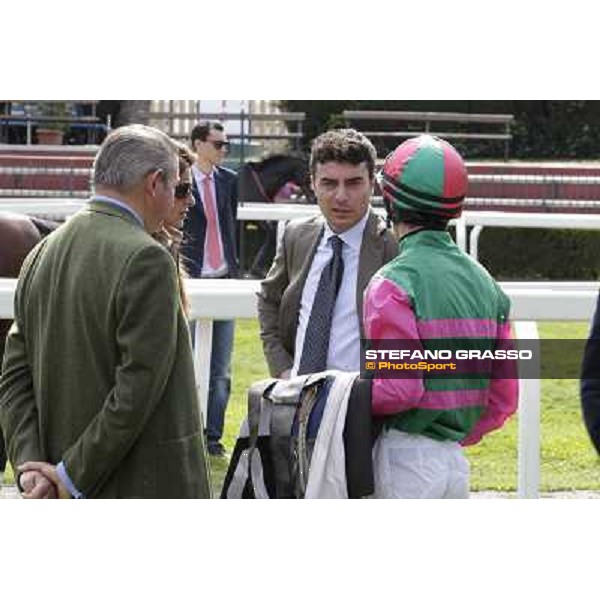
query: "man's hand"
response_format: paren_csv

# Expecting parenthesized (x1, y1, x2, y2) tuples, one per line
(18, 470, 57, 499)
(18, 462, 72, 499)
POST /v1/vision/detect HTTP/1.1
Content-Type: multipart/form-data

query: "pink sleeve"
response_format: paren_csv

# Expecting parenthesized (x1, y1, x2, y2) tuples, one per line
(461, 322, 519, 446)
(363, 277, 425, 416)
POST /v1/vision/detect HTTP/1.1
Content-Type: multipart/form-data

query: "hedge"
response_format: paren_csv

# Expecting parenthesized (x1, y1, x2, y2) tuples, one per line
(477, 228, 600, 280)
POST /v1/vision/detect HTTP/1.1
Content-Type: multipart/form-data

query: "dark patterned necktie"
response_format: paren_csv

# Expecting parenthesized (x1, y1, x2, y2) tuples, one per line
(297, 235, 345, 375)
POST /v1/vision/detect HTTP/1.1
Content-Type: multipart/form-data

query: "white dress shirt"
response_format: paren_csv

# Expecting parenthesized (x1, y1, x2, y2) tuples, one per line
(191, 165, 228, 277)
(291, 211, 369, 376)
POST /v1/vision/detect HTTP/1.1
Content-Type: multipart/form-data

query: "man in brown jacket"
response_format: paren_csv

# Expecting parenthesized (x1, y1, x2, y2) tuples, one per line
(258, 129, 397, 378)
(0, 125, 211, 498)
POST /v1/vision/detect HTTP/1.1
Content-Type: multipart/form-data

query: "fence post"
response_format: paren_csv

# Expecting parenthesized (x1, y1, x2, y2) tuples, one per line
(469, 225, 484, 261)
(514, 320, 541, 498)
(193, 319, 213, 423)
(454, 214, 467, 252)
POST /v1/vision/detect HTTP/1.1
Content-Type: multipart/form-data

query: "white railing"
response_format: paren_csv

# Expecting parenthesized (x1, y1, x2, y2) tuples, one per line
(4, 200, 600, 257)
(465, 212, 600, 261)
(0, 200, 465, 251)
(1, 278, 597, 499)
(0, 198, 333, 221)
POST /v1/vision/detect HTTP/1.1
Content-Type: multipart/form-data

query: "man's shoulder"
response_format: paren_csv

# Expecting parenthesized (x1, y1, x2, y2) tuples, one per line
(285, 214, 323, 236)
(215, 165, 238, 180)
(90, 210, 153, 246)
(120, 231, 173, 267)
(69, 209, 169, 263)
(111, 235, 176, 291)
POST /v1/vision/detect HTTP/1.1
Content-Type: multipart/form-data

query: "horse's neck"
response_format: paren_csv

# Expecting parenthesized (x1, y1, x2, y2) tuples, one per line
(0, 217, 42, 276)
(241, 166, 269, 202)
(241, 158, 303, 202)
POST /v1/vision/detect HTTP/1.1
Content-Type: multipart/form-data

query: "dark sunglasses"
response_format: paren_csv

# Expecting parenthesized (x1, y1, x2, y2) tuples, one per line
(174, 182, 193, 199)
(209, 140, 230, 150)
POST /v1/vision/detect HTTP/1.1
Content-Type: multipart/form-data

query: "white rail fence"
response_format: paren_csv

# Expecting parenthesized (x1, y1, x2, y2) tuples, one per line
(4, 200, 600, 258)
(1, 278, 597, 498)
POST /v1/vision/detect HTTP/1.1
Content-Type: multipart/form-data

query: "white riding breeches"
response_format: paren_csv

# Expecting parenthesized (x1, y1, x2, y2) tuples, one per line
(372, 428, 470, 499)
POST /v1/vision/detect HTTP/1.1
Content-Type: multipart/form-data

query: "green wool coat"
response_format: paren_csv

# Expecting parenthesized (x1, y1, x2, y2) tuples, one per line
(0, 201, 211, 498)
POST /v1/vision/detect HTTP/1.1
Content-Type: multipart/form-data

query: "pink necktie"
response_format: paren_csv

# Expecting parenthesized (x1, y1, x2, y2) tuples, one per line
(202, 176, 224, 270)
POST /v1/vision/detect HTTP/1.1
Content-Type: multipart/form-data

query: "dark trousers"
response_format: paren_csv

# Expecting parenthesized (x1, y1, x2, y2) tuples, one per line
(206, 319, 235, 445)
(250, 221, 277, 277)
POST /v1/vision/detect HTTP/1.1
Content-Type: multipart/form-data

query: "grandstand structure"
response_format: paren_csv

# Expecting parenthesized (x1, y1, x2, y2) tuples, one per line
(0, 99, 298, 199)
(2, 100, 600, 214)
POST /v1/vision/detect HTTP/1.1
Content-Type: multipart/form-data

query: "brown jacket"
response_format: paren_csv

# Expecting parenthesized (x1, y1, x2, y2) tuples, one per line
(257, 210, 397, 377)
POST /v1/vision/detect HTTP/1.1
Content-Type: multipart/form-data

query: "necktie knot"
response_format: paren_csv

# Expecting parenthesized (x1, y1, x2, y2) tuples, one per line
(330, 235, 343, 255)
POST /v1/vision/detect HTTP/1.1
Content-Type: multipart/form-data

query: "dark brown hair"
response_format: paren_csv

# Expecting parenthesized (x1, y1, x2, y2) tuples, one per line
(309, 128, 377, 180)
(190, 120, 225, 145)
(154, 140, 196, 315)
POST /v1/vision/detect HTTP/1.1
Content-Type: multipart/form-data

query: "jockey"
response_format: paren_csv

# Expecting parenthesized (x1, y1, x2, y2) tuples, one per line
(363, 134, 519, 498)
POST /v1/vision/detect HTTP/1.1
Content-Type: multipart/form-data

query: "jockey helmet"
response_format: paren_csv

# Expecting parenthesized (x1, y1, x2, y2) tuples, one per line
(380, 135, 468, 225)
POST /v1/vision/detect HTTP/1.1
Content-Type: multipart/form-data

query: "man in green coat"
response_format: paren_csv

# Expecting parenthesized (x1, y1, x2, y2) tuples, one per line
(0, 124, 211, 498)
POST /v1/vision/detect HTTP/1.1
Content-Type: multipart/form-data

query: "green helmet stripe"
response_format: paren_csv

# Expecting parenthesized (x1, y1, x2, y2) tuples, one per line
(400, 140, 445, 199)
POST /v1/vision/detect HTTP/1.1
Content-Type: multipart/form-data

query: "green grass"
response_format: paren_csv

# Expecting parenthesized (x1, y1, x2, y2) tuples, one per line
(3, 463, 14, 484)
(208, 319, 270, 495)
(468, 321, 600, 491)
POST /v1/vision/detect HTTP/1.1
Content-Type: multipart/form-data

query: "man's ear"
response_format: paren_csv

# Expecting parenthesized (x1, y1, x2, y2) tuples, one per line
(143, 171, 157, 197)
(145, 169, 162, 197)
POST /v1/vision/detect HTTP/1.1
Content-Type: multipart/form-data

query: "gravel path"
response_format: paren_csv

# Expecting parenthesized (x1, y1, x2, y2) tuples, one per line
(2, 483, 600, 500)
(1, 485, 19, 499)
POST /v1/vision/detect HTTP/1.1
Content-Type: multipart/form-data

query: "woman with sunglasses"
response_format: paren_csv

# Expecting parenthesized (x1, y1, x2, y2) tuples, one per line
(153, 141, 196, 314)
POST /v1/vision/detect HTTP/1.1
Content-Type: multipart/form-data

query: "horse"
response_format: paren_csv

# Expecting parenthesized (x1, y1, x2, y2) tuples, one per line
(0, 212, 60, 472)
(237, 154, 315, 278)
(237, 153, 314, 204)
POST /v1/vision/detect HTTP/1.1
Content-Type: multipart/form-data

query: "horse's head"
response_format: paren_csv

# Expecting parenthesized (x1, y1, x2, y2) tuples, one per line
(239, 154, 315, 203)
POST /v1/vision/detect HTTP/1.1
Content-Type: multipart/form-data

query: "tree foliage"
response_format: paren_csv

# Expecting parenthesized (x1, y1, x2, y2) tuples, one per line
(281, 100, 600, 160)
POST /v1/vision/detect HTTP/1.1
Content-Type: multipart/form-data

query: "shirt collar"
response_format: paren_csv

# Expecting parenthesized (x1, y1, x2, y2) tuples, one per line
(192, 164, 216, 182)
(323, 209, 369, 251)
(91, 194, 144, 227)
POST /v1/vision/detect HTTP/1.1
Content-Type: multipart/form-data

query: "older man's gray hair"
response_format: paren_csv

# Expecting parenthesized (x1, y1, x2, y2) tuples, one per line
(93, 124, 178, 192)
